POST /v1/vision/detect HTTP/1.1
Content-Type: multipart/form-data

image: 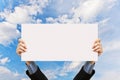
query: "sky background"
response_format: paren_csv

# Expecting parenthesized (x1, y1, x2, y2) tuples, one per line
(0, 0, 120, 80)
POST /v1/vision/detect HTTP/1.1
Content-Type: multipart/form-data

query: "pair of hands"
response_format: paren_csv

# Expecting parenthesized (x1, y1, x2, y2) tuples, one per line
(16, 39, 103, 65)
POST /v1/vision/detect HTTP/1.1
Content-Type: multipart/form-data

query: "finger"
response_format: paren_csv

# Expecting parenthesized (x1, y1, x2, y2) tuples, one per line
(96, 49, 103, 55)
(93, 43, 103, 53)
(18, 39, 27, 49)
(93, 45, 100, 51)
(19, 46, 27, 52)
(92, 42, 101, 49)
(19, 43, 27, 49)
(92, 39, 100, 48)
(17, 49, 25, 56)
(17, 46, 26, 53)
(16, 44, 27, 54)
(93, 47, 103, 54)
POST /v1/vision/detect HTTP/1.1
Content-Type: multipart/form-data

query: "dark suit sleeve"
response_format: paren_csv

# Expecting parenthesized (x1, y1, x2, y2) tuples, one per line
(26, 66, 48, 80)
(73, 66, 95, 80)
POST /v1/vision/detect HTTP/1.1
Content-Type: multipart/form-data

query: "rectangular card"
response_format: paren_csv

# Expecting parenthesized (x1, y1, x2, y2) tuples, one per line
(21, 24, 98, 61)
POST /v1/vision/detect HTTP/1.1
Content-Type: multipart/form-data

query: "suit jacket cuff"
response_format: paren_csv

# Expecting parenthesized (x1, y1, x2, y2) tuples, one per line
(83, 61, 95, 74)
(73, 66, 95, 80)
(26, 66, 48, 80)
(26, 61, 38, 74)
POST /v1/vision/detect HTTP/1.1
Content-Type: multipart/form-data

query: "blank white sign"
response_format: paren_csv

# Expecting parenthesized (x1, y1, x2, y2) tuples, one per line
(21, 24, 98, 61)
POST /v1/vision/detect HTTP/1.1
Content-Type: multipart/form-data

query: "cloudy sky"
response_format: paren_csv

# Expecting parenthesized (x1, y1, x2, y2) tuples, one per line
(0, 0, 120, 80)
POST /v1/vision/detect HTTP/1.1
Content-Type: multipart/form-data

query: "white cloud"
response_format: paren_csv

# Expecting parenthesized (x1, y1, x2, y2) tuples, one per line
(61, 61, 81, 73)
(46, 0, 117, 23)
(46, 14, 81, 24)
(0, 0, 48, 24)
(67, 61, 82, 70)
(72, 0, 117, 22)
(48, 0, 79, 15)
(0, 0, 49, 46)
(98, 18, 110, 26)
(21, 78, 30, 80)
(104, 40, 120, 52)
(59, 61, 82, 77)
(6, 7, 31, 24)
(93, 71, 120, 80)
(36, 19, 42, 23)
(46, 15, 70, 23)
(43, 61, 82, 80)
(44, 69, 58, 80)
(0, 57, 10, 65)
(98, 18, 111, 35)
(0, 66, 29, 80)
(29, 0, 49, 14)
(73, 0, 102, 21)
(0, 22, 20, 46)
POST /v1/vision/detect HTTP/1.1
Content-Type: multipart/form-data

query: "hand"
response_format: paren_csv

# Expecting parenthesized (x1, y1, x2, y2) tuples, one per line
(16, 39, 31, 65)
(16, 39, 27, 56)
(90, 39, 103, 64)
(92, 39, 103, 55)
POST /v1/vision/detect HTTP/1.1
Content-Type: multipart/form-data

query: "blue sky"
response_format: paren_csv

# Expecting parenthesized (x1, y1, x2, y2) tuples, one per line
(0, 0, 120, 80)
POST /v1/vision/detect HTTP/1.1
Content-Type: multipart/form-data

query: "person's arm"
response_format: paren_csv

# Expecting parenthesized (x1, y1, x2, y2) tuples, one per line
(73, 61, 95, 80)
(25, 61, 48, 80)
(73, 39, 103, 80)
(83, 39, 103, 74)
(16, 39, 48, 80)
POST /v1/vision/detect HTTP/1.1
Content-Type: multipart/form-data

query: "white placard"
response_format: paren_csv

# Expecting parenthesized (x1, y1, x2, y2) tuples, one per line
(21, 24, 98, 61)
